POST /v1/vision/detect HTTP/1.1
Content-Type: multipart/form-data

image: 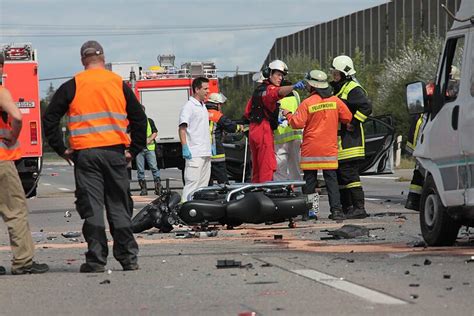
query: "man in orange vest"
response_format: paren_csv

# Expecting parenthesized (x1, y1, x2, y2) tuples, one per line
(283, 70, 352, 220)
(0, 53, 49, 275)
(43, 41, 147, 273)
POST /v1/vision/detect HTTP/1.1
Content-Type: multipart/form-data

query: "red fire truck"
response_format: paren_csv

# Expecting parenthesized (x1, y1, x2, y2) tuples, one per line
(107, 55, 219, 171)
(1, 43, 42, 197)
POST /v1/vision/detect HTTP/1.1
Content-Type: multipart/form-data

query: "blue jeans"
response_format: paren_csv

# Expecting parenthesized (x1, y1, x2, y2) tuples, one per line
(136, 149, 160, 181)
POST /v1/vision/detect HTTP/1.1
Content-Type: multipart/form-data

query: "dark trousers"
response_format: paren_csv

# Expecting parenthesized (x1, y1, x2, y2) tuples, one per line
(74, 147, 138, 267)
(337, 160, 365, 211)
(303, 169, 342, 212)
(209, 161, 229, 185)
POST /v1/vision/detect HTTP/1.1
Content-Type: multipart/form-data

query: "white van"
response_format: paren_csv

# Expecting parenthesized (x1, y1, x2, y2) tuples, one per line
(406, 0, 474, 246)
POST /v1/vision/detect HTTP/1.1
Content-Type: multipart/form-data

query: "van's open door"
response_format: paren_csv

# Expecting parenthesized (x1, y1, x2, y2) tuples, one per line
(360, 115, 395, 174)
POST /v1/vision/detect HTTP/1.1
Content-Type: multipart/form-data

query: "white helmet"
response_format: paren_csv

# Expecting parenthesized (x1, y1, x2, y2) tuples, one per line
(208, 92, 227, 104)
(252, 72, 265, 83)
(267, 59, 288, 76)
(450, 65, 460, 80)
(305, 70, 329, 89)
(331, 55, 356, 76)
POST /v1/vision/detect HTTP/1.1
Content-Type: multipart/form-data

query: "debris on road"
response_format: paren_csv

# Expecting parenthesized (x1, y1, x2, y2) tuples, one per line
(46, 236, 57, 241)
(407, 240, 427, 248)
(260, 263, 272, 268)
(443, 274, 451, 279)
(175, 230, 218, 239)
(410, 294, 419, 299)
(322, 225, 369, 239)
(274, 234, 283, 240)
(465, 256, 474, 264)
(64, 210, 72, 218)
(62, 232, 81, 238)
(424, 259, 432, 266)
(409, 283, 420, 287)
(216, 259, 242, 269)
(99, 279, 111, 285)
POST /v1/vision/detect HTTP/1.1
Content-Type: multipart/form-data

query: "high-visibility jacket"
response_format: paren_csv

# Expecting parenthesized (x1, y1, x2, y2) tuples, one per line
(207, 105, 242, 162)
(146, 118, 156, 151)
(406, 114, 423, 155)
(287, 92, 352, 170)
(274, 91, 302, 145)
(0, 85, 21, 161)
(334, 80, 372, 162)
(67, 69, 130, 150)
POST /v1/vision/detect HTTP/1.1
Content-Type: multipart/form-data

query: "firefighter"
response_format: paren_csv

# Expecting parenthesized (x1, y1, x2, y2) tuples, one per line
(206, 92, 244, 185)
(330, 55, 372, 219)
(0, 53, 49, 275)
(43, 41, 147, 273)
(283, 70, 353, 220)
(244, 60, 305, 183)
(273, 80, 303, 181)
(405, 81, 434, 211)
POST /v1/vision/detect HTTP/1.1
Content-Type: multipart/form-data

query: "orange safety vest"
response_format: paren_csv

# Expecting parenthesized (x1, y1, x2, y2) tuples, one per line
(68, 69, 130, 150)
(0, 85, 22, 161)
(287, 93, 352, 170)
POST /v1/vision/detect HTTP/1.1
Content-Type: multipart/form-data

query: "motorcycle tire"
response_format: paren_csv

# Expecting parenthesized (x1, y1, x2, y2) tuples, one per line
(131, 204, 156, 233)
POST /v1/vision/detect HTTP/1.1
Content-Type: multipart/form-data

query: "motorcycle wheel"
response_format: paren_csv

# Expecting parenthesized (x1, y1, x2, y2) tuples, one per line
(131, 204, 156, 233)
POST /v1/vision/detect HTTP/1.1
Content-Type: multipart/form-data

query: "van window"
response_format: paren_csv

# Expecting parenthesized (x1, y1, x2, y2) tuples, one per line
(438, 36, 464, 104)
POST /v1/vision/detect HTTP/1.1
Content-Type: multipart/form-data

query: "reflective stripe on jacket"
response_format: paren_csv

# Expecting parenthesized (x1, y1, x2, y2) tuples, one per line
(274, 91, 302, 144)
(335, 80, 371, 161)
(146, 119, 156, 151)
(287, 93, 352, 170)
(0, 86, 21, 161)
(67, 69, 130, 150)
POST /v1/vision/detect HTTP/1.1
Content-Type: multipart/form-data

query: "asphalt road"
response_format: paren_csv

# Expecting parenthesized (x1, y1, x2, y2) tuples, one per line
(0, 163, 473, 316)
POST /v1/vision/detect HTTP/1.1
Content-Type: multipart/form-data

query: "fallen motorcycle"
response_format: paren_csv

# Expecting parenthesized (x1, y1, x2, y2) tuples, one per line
(131, 179, 312, 233)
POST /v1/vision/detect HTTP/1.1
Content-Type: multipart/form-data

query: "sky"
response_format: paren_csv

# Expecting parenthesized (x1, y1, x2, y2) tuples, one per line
(1, 0, 387, 97)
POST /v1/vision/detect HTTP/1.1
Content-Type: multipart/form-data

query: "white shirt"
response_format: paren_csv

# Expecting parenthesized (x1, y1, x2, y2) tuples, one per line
(179, 96, 211, 157)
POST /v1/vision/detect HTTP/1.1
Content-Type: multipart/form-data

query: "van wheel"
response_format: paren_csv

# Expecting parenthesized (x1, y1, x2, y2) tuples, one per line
(419, 175, 460, 246)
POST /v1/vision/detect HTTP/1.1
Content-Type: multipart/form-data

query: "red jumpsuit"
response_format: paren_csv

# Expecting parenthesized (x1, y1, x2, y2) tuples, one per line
(244, 82, 282, 183)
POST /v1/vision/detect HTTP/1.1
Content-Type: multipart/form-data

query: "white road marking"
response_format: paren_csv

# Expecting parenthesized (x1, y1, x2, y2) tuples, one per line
(361, 175, 399, 180)
(42, 183, 51, 186)
(365, 197, 382, 201)
(292, 269, 407, 305)
(58, 187, 72, 191)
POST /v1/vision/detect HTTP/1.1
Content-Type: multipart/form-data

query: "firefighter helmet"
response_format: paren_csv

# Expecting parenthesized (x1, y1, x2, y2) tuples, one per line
(305, 70, 329, 89)
(208, 92, 227, 104)
(331, 55, 356, 76)
(262, 60, 288, 78)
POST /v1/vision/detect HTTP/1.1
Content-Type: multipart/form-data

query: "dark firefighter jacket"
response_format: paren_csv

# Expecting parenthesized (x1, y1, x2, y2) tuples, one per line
(207, 103, 242, 162)
(331, 79, 372, 162)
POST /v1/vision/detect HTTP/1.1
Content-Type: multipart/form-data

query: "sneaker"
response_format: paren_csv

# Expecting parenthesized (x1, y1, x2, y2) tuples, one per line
(11, 262, 49, 275)
(122, 263, 139, 271)
(345, 208, 369, 219)
(80, 262, 105, 273)
(0, 266, 5, 275)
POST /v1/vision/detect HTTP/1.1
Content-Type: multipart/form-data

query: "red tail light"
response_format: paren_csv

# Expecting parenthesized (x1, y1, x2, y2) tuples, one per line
(30, 121, 38, 144)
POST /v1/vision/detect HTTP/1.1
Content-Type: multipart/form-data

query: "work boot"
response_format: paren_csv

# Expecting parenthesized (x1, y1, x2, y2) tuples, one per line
(340, 188, 352, 214)
(328, 209, 345, 221)
(345, 208, 369, 219)
(351, 187, 366, 212)
(122, 263, 139, 271)
(405, 193, 421, 211)
(0, 266, 5, 275)
(79, 262, 105, 273)
(139, 179, 148, 196)
(154, 179, 162, 195)
(11, 262, 49, 275)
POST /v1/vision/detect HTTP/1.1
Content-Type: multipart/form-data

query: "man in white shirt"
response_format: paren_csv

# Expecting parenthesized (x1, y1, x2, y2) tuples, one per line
(179, 77, 212, 201)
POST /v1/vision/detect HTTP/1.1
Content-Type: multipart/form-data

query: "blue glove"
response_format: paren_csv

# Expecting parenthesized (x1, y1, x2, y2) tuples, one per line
(211, 144, 217, 156)
(293, 80, 305, 90)
(182, 144, 192, 160)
